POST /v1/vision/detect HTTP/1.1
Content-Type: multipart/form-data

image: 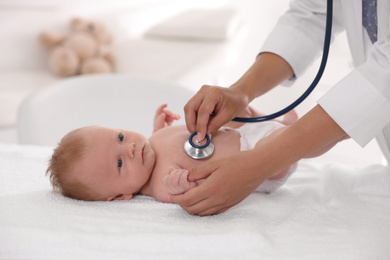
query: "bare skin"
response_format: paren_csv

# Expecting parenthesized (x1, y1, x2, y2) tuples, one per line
(70, 104, 297, 204)
(140, 104, 301, 202)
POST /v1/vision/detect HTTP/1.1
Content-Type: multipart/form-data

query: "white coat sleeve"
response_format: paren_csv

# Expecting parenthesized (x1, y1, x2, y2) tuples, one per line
(259, 0, 344, 82)
(318, 33, 390, 147)
(259, 0, 390, 147)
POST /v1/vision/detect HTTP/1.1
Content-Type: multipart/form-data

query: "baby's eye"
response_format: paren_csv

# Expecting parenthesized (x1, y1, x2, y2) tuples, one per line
(118, 133, 124, 143)
(118, 159, 123, 169)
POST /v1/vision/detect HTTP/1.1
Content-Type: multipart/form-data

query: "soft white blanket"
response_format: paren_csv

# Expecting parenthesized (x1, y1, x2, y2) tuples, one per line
(1, 143, 390, 259)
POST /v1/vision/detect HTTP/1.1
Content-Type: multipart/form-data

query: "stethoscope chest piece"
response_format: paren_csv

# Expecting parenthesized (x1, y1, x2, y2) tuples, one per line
(184, 132, 214, 160)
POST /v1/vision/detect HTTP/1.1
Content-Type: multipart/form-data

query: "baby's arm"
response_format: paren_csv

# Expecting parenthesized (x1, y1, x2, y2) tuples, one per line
(163, 167, 204, 195)
(153, 104, 181, 133)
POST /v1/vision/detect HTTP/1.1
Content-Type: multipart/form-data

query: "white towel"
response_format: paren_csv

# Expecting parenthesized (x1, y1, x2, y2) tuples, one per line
(1, 143, 390, 259)
(144, 8, 241, 41)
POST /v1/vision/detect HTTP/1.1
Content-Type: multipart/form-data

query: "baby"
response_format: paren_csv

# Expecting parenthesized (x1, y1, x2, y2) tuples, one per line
(47, 104, 302, 203)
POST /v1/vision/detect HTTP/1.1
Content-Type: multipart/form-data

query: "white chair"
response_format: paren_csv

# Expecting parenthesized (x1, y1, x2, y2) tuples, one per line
(17, 75, 195, 146)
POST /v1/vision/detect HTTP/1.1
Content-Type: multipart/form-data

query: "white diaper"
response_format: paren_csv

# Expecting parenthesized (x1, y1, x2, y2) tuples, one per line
(232, 121, 297, 193)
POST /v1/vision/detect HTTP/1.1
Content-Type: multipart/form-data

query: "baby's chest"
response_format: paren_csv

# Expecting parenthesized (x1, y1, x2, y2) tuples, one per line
(155, 128, 241, 170)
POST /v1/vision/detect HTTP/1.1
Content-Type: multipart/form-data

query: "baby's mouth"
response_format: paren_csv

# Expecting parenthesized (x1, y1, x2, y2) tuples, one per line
(141, 145, 145, 164)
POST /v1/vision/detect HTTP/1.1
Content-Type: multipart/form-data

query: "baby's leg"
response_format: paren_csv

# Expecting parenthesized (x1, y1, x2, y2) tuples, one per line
(276, 109, 298, 126)
(224, 106, 266, 129)
(224, 106, 298, 129)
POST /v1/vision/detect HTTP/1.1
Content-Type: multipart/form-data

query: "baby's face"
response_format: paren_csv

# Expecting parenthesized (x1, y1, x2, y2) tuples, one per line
(72, 126, 155, 201)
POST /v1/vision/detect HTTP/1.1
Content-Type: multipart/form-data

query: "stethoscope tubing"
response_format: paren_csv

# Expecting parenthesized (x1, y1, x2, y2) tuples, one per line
(185, 0, 333, 158)
(232, 0, 333, 123)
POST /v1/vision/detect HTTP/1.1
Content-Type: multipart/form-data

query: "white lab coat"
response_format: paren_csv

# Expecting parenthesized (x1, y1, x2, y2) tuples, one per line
(260, 0, 390, 163)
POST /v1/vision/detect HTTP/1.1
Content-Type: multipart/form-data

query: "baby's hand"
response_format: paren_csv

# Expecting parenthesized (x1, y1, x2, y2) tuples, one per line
(153, 104, 181, 133)
(163, 167, 199, 195)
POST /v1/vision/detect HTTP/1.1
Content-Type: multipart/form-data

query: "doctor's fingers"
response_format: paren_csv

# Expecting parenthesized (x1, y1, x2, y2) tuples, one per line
(187, 161, 217, 183)
(197, 205, 230, 217)
(196, 86, 237, 140)
(184, 86, 209, 134)
(170, 187, 208, 213)
(177, 195, 231, 216)
(179, 170, 191, 186)
(184, 85, 222, 140)
(171, 181, 231, 216)
(189, 191, 245, 216)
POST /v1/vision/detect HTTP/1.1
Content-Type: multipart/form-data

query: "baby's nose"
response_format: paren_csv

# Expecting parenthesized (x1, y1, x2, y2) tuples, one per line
(126, 143, 136, 159)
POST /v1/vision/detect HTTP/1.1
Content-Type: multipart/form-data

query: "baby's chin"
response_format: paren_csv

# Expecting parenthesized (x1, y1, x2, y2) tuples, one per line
(145, 142, 156, 163)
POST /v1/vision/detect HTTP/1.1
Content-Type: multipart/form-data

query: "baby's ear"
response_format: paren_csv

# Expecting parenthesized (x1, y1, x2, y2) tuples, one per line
(106, 194, 133, 201)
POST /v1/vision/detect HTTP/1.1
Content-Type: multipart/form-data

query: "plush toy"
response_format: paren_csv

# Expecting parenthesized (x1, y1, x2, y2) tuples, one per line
(39, 18, 115, 77)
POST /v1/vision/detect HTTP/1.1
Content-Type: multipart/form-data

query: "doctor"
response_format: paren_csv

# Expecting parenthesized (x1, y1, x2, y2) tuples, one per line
(171, 0, 390, 216)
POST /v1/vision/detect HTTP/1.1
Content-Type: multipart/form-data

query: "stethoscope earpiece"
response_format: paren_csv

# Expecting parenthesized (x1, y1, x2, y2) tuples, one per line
(184, 132, 214, 160)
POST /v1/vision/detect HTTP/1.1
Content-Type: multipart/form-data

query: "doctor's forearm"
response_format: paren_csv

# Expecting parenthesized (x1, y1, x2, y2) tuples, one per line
(230, 52, 294, 102)
(250, 105, 347, 178)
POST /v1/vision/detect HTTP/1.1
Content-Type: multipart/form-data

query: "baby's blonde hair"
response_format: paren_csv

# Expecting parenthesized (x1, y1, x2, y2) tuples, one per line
(46, 127, 106, 201)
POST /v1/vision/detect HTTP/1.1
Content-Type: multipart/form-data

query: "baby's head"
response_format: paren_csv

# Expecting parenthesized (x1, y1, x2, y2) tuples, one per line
(46, 126, 155, 201)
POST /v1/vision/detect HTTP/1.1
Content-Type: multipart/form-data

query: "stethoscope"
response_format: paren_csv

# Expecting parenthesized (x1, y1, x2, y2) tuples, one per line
(185, 0, 333, 159)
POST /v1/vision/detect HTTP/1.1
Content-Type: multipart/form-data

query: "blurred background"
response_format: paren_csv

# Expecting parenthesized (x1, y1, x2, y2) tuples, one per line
(0, 0, 383, 165)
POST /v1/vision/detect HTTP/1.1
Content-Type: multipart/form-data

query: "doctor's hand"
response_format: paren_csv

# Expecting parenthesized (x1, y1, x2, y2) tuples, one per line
(170, 149, 274, 216)
(184, 85, 250, 142)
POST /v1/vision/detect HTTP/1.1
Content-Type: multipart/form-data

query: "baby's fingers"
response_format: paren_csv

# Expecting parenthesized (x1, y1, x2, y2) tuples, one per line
(164, 169, 192, 195)
(163, 168, 180, 192)
(155, 104, 168, 116)
(163, 110, 181, 125)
